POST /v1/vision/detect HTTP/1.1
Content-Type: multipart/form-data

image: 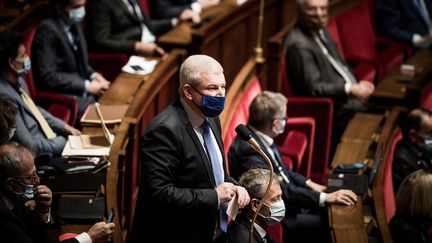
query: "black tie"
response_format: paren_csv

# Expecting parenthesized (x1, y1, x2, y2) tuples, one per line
(270, 142, 283, 165)
(70, 25, 86, 77)
(270, 142, 290, 183)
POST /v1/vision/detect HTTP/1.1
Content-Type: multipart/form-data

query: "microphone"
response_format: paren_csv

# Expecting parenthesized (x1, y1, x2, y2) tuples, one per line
(235, 124, 274, 243)
(235, 124, 261, 152)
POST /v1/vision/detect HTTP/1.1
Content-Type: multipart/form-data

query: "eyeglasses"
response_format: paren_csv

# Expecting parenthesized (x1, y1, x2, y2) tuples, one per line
(14, 172, 39, 184)
(274, 116, 288, 122)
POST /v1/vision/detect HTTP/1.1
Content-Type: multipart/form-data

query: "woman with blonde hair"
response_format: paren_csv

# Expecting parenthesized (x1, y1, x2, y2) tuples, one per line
(390, 169, 432, 243)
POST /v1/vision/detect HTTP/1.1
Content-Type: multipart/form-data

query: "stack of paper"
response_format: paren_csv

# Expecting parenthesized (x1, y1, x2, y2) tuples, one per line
(121, 55, 158, 75)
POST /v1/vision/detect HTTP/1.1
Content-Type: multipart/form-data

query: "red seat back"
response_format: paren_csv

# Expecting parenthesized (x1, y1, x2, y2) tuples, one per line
(421, 82, 432, 110)
(382, 128, 402, 222)
(138, 0, 151, 16)
(326, 18, 346, 59)
(24, 21, 40, 97)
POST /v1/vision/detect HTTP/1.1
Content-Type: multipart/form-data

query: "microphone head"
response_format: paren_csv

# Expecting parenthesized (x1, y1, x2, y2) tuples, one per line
(235, 124, 252, 141)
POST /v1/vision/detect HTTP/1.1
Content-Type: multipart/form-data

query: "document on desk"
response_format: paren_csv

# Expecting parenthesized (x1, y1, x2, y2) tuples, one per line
(62, 103, 115, 157)
(122, 55, 158, 75)
(227, 194, 239, 220)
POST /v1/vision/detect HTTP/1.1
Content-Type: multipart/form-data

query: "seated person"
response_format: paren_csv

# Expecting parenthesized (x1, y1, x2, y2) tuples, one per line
(0, 98, 17, 144)
(229, 91, 357, 242)
(32, 0, 111, 117)
(284, 0, 374, 141)
(227, 168, 283, 243)
(86, 0, 189, 56)
(389, 169, 432, 243)
(393, 108, 432, 193)
(0, 142, 115, 243)
(150, 0, 218, 21)
(0, 30, 80, 159)
(376, 0, 432, 49)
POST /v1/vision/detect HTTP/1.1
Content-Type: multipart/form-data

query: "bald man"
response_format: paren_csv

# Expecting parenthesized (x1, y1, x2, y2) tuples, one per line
(130, 55, 250, 243)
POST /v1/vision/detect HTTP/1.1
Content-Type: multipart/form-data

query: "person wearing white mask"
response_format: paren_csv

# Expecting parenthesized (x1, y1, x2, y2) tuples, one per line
(227, 168, 284, 243)
(32, 0, 111, 118)
(228, 90, 357, 243)
(393, 108, 432, 193)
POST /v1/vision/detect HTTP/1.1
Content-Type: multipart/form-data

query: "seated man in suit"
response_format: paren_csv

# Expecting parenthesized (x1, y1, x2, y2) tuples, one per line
(0, 30, 80, 159)
(32, 0, 111, 117)
(393, 108, 432, 193)
(0, 99, 17, 144)
(228, 168, 283, 243)
(229, 91, 357, 242)
(86, 0, 198, 56)
(284, 0, 375, 142)
(150, 0, 218, 20)
(130, 55, 250, 243)
(0, 142, 115, 243)
(376, 0, 432, 49)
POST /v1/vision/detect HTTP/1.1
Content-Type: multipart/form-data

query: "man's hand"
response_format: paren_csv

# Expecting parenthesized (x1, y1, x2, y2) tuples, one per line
(199, 0, 220, 9)
(215, 182, 236, 204)
(134, 42, 165, 57)
(179, 9, 201, 24)
(34, 185, 52, 213)
(88, 222, 115, 243)
(324, 189, 357, 206)
(87, 78, 110, 96)
(234, 185, 250, 208)
(63, 124, 81, 135)
(350, 81, 375, 103)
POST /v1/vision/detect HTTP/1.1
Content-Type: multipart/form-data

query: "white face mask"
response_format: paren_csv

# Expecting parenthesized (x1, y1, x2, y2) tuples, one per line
(68, 6, 85, 23)
(257, 199, 286, 225)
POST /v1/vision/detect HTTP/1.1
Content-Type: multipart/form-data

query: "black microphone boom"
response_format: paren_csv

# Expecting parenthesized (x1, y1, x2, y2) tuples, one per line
(235, 124, 261, 152)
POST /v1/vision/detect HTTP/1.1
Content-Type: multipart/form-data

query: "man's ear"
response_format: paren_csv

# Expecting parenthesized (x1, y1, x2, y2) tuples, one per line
(408, 129, 418, 143)
(251, 198, 260, 213)
(5, 178, 15, 191)
(183, 84, 193, 100)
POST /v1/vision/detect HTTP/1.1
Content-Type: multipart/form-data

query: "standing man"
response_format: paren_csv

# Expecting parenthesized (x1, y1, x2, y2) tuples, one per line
(229, 91, 357, 242)
(284, 0, 374, 142)
(393, 108, 432, 192)
(32, 0, 111, 117)
(376, 0, 432, 49)
(227, 168, 283, 243)
(130, 55, 250, 243)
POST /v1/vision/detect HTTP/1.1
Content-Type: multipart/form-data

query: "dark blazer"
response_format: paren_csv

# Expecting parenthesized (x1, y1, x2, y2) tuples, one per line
(389, 212, 432, 243)
(393, 139, 432, 193)
(0, 198, 77, 243)
(228, 128, 321, 216)
(376, 0, 432, 45)
(86, 0, 172, 54)
(33, 17, 95, 96)
(130, 99, 237, 243)
(227, 213, 275, 243)
(150, 0, 195, 18)
(0, 77, 67, 157)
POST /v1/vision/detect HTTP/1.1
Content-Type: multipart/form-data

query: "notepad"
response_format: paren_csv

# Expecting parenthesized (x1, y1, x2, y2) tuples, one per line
(80, 104, 128, 125)
(121, 55, 158, 75)
(62, 103, 115, 157)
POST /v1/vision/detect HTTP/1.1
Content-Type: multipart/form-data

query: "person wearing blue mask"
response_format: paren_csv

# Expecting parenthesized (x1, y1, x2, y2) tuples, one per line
(393, 108, 432, 193)
(0, 142, 115, 243)
(130, 55, 250, 243)
(227, 168, 284, 243)
(32, 0, 111, 118)
(0, 30, 80, 159)
(228, 91, 357, 243)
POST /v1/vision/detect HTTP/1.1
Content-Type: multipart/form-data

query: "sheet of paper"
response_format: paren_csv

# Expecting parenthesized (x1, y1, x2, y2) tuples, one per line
(226, 194, 240, 220)
(121, 55, 158, 75)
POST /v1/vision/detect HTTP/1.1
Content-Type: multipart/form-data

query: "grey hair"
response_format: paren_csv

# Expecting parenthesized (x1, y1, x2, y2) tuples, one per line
(178, 55, 223, 96)
(248, 91, 287, 130)
(239, 168, 279, 199)
(0, 142, 34, 189)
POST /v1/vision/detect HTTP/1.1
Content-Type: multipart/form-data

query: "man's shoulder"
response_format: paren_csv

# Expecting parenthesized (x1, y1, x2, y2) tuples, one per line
(284, 24, 314, 50)
(146, 101, 186, 131)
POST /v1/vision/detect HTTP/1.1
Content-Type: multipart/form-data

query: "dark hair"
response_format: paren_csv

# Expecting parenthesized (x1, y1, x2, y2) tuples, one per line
(0, 30, 24, 72)
(399, 108, 432, 138)
(51, 0, 70, 7)
(0, 142, 34, 190)
(0, 99, 17, 144)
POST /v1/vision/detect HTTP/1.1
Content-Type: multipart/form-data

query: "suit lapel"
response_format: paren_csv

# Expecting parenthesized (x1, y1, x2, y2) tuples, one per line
(118, 0, 143, 25)
(409, 0, 431, 28)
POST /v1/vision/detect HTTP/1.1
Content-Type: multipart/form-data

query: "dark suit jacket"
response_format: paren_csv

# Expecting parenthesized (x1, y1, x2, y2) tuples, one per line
(228, 128, 321, 216)
(0, 198, 78, 243)
(150, 0, 195, 18)
(389, 212, 432, 243)
(227, 213, 275, 243)
(86, 0, 172, 54)
(130, 99, 237, 243)
(376, 0, 432, 45)
(392, 139, 432, 193)
(32, 17, 95, 96)
(0, 77, 67, 157)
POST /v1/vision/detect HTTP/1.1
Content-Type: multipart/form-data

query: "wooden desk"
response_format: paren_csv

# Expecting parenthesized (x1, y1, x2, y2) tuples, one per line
(329, 200, 368, 243)
(341, 113, 383, 142)
(371, 49, 432, 108)
(331, 140, 372, 170)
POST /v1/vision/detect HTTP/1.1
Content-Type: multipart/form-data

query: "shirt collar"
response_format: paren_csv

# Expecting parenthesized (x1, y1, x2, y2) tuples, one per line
(254, 222, 268, 239)
(180, 97, 205, 129)
(252, 127, 274, 147)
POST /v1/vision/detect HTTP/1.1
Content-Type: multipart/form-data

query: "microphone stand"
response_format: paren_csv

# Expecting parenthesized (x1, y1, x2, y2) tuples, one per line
(248, 143, 274, 243)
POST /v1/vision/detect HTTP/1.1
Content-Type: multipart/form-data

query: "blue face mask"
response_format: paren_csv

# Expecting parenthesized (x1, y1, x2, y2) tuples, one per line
(68, 6, 85, 23)
(190, 86, 225, 117)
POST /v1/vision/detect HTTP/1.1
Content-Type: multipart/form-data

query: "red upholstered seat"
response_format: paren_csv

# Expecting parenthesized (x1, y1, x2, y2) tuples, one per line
(334, 0, 405, 82)
(138, 0, 151, 16)
(268, 224, 283, 243)
(25, 21, 78, 125)
(382, 129, 402, 222)
(421, 82, 432, 110)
